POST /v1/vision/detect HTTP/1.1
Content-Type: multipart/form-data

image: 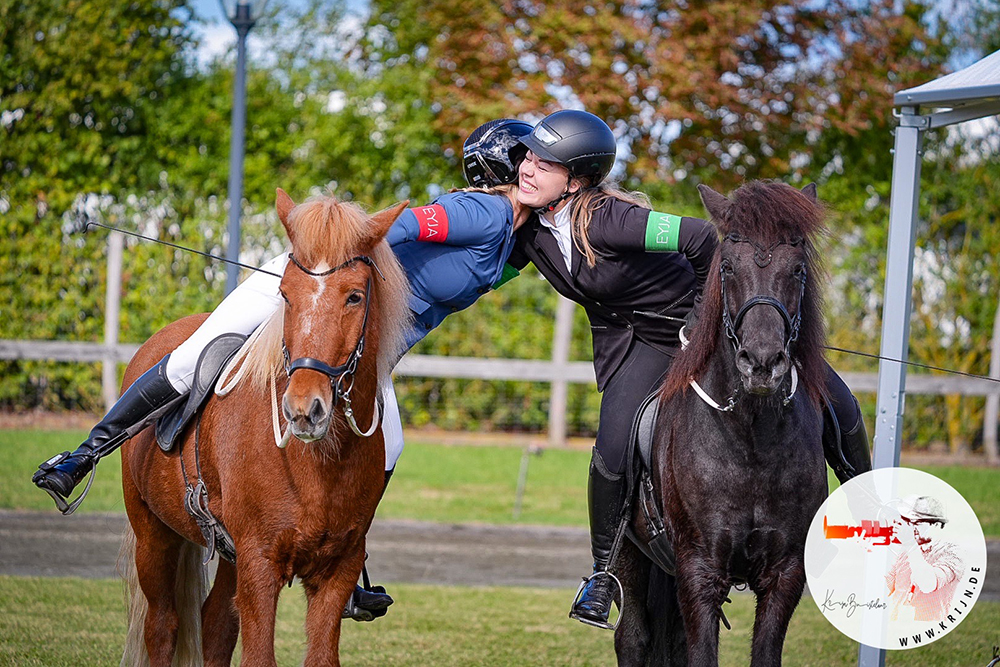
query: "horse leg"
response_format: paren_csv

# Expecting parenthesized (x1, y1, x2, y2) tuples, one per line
(302, 550, 365, 667)
(614, 539, 651, 666)
(749, 559, 805, 667)
(202, 558, 239, 667)
(234, 555, 284, 667)
(675, 558, 728, 666)
(131, 506, 184, 667)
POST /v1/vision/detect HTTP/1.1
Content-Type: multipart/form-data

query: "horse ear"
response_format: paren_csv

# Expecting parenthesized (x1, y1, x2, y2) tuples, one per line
(276, 188, 297, 242)
(697, 184, 730, 221)
(370, 200, 410, 242)
(801, 183, 818, 201)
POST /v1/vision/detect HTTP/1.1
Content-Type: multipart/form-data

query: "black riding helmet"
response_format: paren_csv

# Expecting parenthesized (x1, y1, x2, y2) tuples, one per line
(462, 119, 534, 187)
(509, 110, 617, 185)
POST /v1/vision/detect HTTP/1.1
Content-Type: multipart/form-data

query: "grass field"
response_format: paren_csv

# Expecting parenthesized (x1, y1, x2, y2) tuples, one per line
(3, 429, 999, 536)
(1, 576, 998, 666)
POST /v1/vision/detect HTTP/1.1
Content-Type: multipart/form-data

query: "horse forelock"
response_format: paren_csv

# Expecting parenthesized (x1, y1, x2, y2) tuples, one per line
(288, 196, 370, 269)
(661, 180, 828, 404)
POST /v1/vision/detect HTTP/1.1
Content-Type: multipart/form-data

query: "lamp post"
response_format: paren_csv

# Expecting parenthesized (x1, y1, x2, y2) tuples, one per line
(220, 0, 268, 295)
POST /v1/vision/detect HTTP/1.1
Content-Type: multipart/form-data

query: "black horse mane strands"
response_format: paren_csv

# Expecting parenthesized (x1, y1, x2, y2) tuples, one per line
(661, 180, 829, 405)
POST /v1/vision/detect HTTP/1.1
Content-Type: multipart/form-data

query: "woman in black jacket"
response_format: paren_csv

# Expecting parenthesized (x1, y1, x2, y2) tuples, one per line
(478, 109, 871, 628)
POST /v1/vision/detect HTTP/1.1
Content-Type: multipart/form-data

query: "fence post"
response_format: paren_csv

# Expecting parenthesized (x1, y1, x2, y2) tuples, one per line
(548, 295, 575, 447)
(984, 294, 1000, 465)
(103, 231, 124, 411)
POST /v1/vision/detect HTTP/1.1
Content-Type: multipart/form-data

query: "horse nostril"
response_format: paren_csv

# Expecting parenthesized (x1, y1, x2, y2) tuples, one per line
(309, 397, 327, 424)
(736, 349, 754, 374)
(282, 395, 293, 422)
(767, 351, 790, 372)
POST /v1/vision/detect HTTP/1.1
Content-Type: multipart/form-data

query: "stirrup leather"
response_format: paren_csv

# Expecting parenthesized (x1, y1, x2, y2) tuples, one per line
(34, 451, 98, 516)
(569, 570, 625, 631)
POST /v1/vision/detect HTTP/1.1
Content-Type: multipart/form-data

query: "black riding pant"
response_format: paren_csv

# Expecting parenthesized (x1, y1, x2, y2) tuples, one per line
(594, 340, 862, 476)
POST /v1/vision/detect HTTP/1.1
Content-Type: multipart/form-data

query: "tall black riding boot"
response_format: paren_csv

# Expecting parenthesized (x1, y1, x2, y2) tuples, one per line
(344, 469, 396, 622)
(822, 395, 872, 484)
(33, 356, 182, 513)
(570, 448, 626, 629)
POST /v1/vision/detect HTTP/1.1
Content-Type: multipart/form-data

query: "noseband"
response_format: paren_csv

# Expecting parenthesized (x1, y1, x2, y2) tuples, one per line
(720, 233, 806, 356)
(281, 254, 384, 438)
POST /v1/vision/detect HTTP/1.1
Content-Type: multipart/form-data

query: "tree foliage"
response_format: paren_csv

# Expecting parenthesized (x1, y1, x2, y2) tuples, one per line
(2, 0, 998, 450)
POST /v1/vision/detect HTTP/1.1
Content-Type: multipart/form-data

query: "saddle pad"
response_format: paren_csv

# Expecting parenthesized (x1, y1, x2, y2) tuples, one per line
(156, 333, 248, 452)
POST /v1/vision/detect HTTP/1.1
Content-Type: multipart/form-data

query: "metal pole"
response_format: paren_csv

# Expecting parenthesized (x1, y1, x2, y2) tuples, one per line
(984, 294, 1000, 465)
(224, 8, 252, 295)
(860, 107, 925, 667)
(548, 295, 575, 447)
(102, 231, 124, 409)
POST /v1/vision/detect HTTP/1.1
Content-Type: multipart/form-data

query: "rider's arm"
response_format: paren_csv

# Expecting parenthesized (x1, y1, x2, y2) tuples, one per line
(385, 192, 507, 248)
(595, 198, 718, 293)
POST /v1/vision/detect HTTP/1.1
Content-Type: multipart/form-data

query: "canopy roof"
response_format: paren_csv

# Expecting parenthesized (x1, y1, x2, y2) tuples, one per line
(894, 49, 1000, 108)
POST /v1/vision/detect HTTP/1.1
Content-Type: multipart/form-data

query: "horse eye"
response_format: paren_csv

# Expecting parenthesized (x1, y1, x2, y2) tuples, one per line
(279, 290, 290, 305)
(346, 291, 364, 306)
(793, 263, 807, 277)
(721, 259, 734, 275)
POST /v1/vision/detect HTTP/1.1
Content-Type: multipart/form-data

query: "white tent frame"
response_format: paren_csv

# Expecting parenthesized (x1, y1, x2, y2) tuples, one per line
(860, 49, 1000, 666)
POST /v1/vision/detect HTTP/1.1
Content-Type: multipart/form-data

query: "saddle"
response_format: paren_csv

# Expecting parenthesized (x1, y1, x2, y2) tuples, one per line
(156, 333, 248, 452)
(621, 391, 677, 577)
(155, 333, 246, 564)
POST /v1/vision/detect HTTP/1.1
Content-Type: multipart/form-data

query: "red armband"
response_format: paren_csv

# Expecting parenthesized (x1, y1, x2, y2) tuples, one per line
(413, 204, 449, 242)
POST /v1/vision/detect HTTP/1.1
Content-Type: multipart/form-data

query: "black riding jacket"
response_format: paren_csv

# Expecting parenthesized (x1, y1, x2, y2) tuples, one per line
(510, 196, 717, 391)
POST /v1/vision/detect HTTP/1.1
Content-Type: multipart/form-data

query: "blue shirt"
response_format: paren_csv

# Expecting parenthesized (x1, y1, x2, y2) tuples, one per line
(386, 191, 516, 351)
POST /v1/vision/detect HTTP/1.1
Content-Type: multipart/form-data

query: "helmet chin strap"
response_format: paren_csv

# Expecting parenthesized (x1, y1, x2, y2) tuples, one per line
(534, 179, 576, 215)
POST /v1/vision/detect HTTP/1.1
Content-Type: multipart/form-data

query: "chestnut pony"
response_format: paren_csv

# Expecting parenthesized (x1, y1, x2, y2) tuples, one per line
(117, 188, 410, 666)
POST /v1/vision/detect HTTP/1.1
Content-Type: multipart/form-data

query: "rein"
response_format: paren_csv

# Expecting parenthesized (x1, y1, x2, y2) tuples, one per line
(279, 254, 384, 443)
(686, 233, 806, 412)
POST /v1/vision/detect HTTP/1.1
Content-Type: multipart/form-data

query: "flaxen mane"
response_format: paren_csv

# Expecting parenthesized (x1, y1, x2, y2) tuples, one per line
(661, 180, 828, 403)
(237, 195, 411, 394)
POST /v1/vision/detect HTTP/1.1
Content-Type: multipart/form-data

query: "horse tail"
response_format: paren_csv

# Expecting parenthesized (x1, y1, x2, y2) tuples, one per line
(118, 522, 149, 667)
(118, 523, 209, 667)
(645, 566, 686, 666)
(172, 540, 209, 666)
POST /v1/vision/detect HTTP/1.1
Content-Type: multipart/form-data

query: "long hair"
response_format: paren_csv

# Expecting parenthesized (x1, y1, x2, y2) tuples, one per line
(238, 196, 411, 393)
(568, 182, 650, 267)
(661, 180, 829, 404)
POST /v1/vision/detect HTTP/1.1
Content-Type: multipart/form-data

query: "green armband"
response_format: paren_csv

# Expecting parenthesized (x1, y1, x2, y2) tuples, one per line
(644, 211, 682, 251)
(492, 263, 520, 290)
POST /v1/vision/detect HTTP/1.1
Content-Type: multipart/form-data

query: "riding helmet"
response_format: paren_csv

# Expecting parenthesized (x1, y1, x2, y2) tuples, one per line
(510, 110, 617, 185)
(462, 119, 535, 187)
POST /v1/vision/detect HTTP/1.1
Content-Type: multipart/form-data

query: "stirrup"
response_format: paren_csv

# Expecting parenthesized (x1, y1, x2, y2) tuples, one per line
(568, 570, 625, 631)
(35, 452, 98, 516)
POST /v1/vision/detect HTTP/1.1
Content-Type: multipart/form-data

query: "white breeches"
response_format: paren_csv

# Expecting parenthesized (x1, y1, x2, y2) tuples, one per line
(163, 252, 405, 471)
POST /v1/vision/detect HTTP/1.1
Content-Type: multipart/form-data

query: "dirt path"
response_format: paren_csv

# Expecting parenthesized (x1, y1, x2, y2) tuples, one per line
(2, 510, 997, 602)
(0, 510, 592, 588)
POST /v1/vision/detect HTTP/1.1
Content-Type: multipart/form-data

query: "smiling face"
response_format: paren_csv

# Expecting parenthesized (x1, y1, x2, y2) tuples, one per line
(516, 150, 578, 210)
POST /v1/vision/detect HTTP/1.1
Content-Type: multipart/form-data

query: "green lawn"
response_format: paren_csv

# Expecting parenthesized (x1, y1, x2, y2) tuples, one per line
(3, 429, 999, 537)
(1, 576, 997, 666)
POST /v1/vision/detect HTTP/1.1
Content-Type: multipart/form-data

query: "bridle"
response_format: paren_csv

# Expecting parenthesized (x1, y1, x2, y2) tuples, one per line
(687, 233, 807, 412)
(720, 233, 806, 357)
(280, 253, 385, 438)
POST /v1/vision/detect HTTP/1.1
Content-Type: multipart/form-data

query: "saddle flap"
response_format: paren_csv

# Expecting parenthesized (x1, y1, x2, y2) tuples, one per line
(156, 333, 248, 452)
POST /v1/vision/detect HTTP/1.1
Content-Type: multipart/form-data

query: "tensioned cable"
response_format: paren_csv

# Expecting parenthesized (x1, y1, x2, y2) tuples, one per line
(83, 222, 1000, 384)
(824, 345, 1000, 384)
(85, 221, 283, 278)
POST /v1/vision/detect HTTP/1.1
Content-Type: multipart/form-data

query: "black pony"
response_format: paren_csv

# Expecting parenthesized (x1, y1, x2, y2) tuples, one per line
(615, 181, 830, 666)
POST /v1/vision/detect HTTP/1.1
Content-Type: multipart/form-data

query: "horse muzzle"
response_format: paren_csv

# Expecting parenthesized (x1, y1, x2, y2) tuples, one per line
(283, 393, 333, 442)
(735, 347, 791, 395)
